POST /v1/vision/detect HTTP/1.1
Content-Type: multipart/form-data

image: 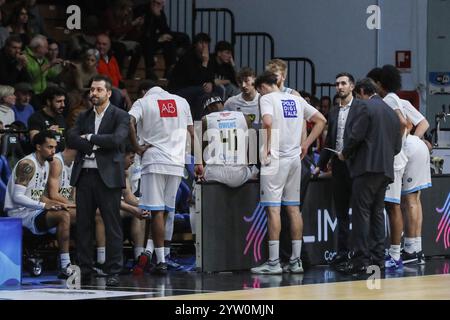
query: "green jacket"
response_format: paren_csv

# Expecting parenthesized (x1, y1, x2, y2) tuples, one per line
(24, 47, 59, 94)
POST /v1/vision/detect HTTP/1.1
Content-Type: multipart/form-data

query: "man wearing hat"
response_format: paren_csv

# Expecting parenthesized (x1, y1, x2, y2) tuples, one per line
(194, 95, 258, 188)
(13, 82, 35, 128)
(0, 85, 16, 127)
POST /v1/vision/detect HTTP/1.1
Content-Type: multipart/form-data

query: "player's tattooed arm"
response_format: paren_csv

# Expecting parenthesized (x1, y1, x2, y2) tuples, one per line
(15, 160, 36, 187)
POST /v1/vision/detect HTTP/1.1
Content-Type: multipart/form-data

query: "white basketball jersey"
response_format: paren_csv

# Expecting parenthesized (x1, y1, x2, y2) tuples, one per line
(54, 152, 73, 200)
(204, 111, 248, 165)
(383, 92, 408, 170)
(129, 86, 193, 176)
(5, 153, 49, 216)
(259, 91, 317, 159)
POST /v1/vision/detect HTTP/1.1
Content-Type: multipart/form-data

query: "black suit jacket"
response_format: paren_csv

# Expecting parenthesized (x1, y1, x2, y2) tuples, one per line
(317, 99, 362, 171)
(68, 104, 130, 189)
(342, 95, 402, 181)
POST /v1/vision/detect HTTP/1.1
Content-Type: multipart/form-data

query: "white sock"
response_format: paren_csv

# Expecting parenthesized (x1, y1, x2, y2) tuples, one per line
(291, 240, 302, 260)
(404, 237, 415, 254)
(145, 239, 154, 255)
(389, 245, 401, 261)
(60, 253, 71, 269)
(96, 247, 105, 264)
(155, 247, 165, 264)
(415, 237, 422, 252)
(134, 247, 144, 260)
(268, 240, 279, 262)
(164, 246, 170, 257)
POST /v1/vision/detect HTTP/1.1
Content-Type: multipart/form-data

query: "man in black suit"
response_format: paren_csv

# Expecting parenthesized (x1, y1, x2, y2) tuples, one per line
(338, 78, 402, 274)
(315, 72, 361, 269)
(68, 75, 130, 286)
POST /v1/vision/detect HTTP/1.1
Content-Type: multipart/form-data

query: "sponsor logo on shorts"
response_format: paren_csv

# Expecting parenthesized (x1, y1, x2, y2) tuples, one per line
(158, 99, 178, 117)
(282, 100, 297, 118)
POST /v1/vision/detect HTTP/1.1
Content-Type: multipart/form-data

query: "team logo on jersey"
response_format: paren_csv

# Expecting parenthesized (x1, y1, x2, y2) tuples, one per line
(282, 100, 297, 118)
(407, 177, 413, 183)
(157, 99, 178, 117)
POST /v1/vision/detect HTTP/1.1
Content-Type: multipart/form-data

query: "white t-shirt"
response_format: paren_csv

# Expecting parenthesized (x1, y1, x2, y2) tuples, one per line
(204, 111, 248, 165)
(224, 92, 260, 125)
(401, 99, 425, 126)
(383, 92, 408, 170)
(129, 87, 193, 177)
(260, 91, 317, 159)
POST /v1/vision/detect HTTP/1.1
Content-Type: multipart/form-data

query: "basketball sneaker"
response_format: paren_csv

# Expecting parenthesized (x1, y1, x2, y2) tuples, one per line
(251, 259, 282, 275)
(282, 258, 304, 274)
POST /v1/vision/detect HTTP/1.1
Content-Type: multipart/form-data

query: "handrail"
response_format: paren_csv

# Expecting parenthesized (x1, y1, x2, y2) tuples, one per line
(315, 82, 336, 98)
(234, 32, 275, 75)
(194, 8, 235, 49)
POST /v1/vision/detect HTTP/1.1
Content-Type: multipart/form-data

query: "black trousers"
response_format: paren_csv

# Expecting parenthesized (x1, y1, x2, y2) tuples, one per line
(76, 169, 123, 275)
(351, 172, 390, 266)
(331, 159, 352, 254)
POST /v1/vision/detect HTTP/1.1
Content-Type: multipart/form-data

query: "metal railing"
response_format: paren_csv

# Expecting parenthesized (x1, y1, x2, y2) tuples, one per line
(194, 8, 235, 50)
(276, 57, 316, 96)
(165, 0, 196, 38)
(234, 32, 275, 75)
(315, 82, 336, 99)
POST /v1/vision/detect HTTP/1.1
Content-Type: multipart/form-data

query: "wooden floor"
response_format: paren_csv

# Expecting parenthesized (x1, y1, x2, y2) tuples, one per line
(148, 274, 450, 300)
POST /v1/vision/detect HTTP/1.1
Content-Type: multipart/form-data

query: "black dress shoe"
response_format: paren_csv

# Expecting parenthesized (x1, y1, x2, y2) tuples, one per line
(330, 253, 349, 266)
(345, 262, 368, 275)
(106, 274, 120, 287)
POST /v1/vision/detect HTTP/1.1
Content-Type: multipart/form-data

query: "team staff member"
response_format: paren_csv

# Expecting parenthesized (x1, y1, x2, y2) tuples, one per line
(68, 75, 130, 287)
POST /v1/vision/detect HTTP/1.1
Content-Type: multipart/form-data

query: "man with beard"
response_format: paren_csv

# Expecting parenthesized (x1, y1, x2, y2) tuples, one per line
(28, 86, 67, 152)
(314, 73, 363, 270)
(4, 130, 73, 278)
(68, 75, 130, 287)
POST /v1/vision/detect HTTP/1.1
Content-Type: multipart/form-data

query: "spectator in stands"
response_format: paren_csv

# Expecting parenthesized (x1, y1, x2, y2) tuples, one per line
(12, 82, 34, 127)
(332, 93, 340, 107)
(23, 0, 46, 36)
(319, 96, 331, 120)
(58, 49, 98, 107)
(103, 0, 144, 80)
(65, 89, 92, 129)
(140, 0, 188, 80)
(0, 35, 30, 86)
(25, 34, 61, 103)
(195, 96, 258, 188)
(95, 33, 132, 109)
(28, 86, 66, 152)
(299, 90, 312, 104)
(209, 41, 240, 100)
(224, 67, 260, 127)
(66, 15, 97, 60)
(266, 59, 302, 97)
(0, 8, 10, 49)
(46, 40, 65, 83)
(169, 32, 224, 120)
(4, 130, 74, 279)
(6, 4, 33, 46)
(0, 85, 16, 126)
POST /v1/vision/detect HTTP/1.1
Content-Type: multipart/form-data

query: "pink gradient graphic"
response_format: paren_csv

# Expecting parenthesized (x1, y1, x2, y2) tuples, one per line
(243, 203, 267, 262)
(436, 193, 450, 249)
